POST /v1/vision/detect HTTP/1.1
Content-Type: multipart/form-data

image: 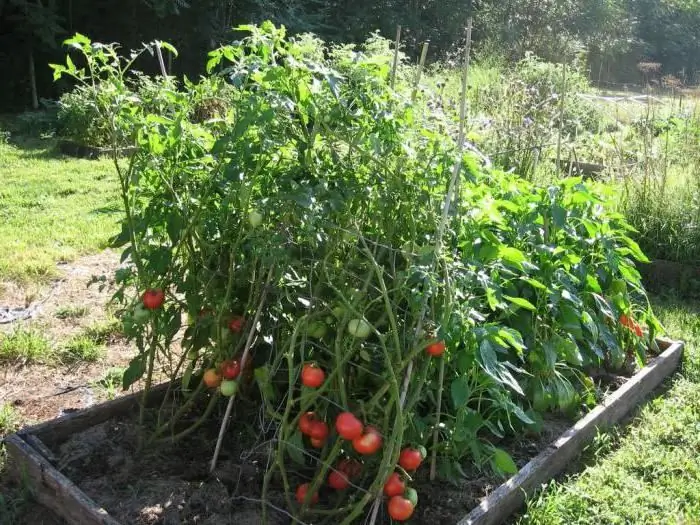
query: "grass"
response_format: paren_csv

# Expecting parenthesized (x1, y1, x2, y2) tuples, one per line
(0, 328, 52, 363)
(519, 296, 700, 524)
(59, 335, 105, 363)
(0, 404, 20, 437)
(0, 135, 121, 284)
(54, 305, 90, 319)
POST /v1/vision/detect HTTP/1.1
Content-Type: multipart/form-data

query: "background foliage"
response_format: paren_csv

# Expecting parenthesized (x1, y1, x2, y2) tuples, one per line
(2, 0, 699, 110)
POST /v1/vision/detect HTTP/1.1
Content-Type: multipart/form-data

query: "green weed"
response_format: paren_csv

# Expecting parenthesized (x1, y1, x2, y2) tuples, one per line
(0, 329, 52, 363)
(0, 404, 20, 437)
(58, 335, 105, 363)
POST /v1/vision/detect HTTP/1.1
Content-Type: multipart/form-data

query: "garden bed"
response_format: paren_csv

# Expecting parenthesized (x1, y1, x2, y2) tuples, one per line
(3, 339, 683, 525)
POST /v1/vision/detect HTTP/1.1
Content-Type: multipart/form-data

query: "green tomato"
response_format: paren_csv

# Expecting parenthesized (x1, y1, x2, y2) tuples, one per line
(248, 210, 263, 228)
(348, 318, 372, 339)
(186, 349, 198, 360)
(132, 303, 151, 324)
(220, 379, 238, 397)
(307, 321, 328, 339)
(332, 305, 346, 319)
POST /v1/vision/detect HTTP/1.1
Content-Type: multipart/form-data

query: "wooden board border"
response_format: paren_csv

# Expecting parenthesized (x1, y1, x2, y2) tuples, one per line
(457, 338, 684, 525)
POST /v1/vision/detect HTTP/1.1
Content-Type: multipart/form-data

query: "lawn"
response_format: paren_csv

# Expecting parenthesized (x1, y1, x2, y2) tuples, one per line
(520, 295, 700, 524)
(0, 136, 120, 285)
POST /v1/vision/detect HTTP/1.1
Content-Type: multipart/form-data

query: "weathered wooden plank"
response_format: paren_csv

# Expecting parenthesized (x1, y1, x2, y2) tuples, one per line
(22, 381, 173, 445)
(457, 340, 684, 525)
(4, 434, 122, 525)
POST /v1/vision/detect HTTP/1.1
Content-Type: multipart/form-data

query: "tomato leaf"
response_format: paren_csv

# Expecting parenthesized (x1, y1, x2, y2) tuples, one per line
(122, 355, 145, 391)
(491, 447, 518, 475)
(286, 431, 307, 466)
(451, 377, 471, 407)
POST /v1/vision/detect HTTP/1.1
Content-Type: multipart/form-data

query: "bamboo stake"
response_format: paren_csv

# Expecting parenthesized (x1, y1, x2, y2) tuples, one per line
(429, 19, 472, 482)
(390, 25, 402, 89)
(209, 267, 275, 473)
(411, 41, 430, 102)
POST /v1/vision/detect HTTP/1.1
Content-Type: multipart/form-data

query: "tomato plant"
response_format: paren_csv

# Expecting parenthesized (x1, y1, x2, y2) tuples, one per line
(52, 22, 661, 524)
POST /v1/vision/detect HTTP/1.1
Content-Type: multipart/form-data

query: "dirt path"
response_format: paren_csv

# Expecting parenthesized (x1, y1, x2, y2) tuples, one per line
(0, 250, 133, 426)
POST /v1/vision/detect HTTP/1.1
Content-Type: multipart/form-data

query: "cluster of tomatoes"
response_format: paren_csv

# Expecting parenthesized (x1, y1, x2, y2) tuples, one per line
(141, 287, 446, 521)
(294, 353, 438, 521)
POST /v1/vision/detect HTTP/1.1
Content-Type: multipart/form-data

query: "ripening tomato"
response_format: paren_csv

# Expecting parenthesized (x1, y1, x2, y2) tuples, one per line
(309, 420, 329, 441)
(228, 316, 245, 333)
(398, 447, 425, 471)
(142, 288, 165, 310)
(335, 412, 364, 440)
(383, 472, 405, 497)
(352, 426, 382, 455)
(203, 368, 222, 388)
(220, 359, 241, 380)
(299, 411, 316, 435)
(301, 363, 325, 388)
(310, 437, 325, 448)
(328, 470, 350, 490)
(387, 493, 416, 521)
(295, 483, 319, 505)
(426, 340, 446, 357)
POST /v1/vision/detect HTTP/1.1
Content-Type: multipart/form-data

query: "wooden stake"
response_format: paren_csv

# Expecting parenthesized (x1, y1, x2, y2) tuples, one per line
(411, 41, 430, 102)
(155, 42, 167, 77)
(555, 61, 567, 172)
(390, 25, 402, 89)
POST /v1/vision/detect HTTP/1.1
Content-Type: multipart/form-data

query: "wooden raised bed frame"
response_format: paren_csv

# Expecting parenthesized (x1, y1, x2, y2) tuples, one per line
(3, 339, 684, 525)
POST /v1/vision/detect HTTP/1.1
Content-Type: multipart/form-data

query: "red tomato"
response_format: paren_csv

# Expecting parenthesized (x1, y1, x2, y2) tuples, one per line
(328, 470, 350, 490)
(310, 437, 325, 449)
(309, 420, 329, 441)
(398, 447, 424, 471)
(426, 340, 446, 357)
(619, 314, 633, 328)
(352, 426, 382, 455)
(387, 495, 415, 521)
(299, 411, 316, 435)
(228, 316, 245, 333)
(295, 483, 319, 505)
(335, 412, 364, 440)
(219, 359, 241, 380)
(203, 368, 222, 388)
(301, 363, 325, 388)
(142, 289, 165, 310)
(337, 458, 362, 479)
(383, 472, 405, 497)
